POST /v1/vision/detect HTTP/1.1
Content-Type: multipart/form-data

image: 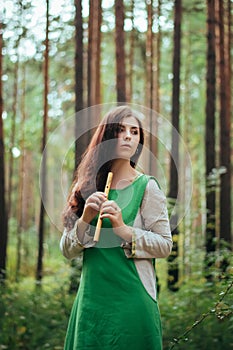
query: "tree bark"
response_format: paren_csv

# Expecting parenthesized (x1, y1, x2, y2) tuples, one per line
(74, 0, 87, 169)
(146, 0, 153, 110)
(115, 0, 126, 102)
(219, 0, 231, 247)
(146, 0, 157, 177)
(15, 65, 26, 282)
(36, 0, 49, 283)
(127, 0, 135, 102)
(167, 0, 182, 291)
(205, 0, 216, 271)
(154, 0, 161, 114)
(88, 0, 102, 107)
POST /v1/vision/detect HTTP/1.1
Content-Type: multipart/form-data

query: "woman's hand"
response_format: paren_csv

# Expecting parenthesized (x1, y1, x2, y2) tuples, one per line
(100, 200, 133, 242)
(100, 200, 123, 227)
(81, 192, 107, 223)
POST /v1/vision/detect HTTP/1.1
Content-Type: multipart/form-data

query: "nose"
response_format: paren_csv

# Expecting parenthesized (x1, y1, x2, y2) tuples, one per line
(124, 129, 131, 140)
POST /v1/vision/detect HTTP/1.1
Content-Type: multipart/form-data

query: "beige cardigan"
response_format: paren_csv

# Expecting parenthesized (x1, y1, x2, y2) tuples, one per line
(60, 179, 172, 300)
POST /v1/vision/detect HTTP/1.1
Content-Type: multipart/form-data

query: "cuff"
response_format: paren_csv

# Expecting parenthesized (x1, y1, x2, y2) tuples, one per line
(75, 220, 95, 248)
(121, 230, 136, 258)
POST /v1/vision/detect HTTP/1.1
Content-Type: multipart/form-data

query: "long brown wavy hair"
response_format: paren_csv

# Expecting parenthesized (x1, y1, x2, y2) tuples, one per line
(63, 106, 144, 229)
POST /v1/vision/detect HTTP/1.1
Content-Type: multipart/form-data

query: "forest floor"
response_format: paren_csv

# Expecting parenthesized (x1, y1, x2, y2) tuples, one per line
(0, 243, 232, 350)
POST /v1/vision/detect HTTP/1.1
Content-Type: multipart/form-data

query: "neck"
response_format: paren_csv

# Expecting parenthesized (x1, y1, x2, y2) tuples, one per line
(110, 159, 138, 189)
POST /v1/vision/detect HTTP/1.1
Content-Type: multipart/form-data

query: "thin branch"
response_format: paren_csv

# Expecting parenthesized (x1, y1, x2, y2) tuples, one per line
(169, 279, 233, 349)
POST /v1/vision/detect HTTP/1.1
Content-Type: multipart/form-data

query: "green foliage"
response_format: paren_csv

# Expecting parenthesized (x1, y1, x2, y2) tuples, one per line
(161, 275, 233, 349)
(0, 268, 232, 350)
(0, 279, 73, 350)
(2, 244, 233, 350)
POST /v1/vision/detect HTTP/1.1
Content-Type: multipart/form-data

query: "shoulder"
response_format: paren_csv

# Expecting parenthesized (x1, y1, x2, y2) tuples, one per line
(140, 176, 169, 221)
(139, 174, 161, 191)
(143, 175, 166, 202)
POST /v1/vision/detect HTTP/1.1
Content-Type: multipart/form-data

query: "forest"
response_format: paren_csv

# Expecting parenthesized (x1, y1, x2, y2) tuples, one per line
(0, 0, 232, 349)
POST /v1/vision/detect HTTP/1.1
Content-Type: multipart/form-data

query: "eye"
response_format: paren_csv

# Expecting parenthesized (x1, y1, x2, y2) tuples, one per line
(131, 128, 139, 135)
(118, 125, 125, 133)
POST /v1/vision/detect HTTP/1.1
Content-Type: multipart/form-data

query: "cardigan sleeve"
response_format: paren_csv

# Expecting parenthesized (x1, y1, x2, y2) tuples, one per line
(122, 179, 172, 259)
(60, 219, 95, 260)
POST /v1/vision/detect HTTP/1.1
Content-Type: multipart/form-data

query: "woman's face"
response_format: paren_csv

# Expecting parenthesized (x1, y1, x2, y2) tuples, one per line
(115, 116, 140, 160)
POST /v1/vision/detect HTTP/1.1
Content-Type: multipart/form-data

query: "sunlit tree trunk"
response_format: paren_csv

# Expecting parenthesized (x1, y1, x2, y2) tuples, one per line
(115, 0, 126, 102)
(219, 0, 231, 250)
(154, 0, 161, 114)
(146, 0, 153, 109)
(205, 0, 216, 273)
(167, 0, 182, 291)
(146, 0, 157, 177)
(0, 19, 8, 282)
(36, 0, 49, 283)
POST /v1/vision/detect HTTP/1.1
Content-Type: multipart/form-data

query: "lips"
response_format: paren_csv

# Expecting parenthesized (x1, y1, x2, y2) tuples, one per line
(121, 144, 131, 149)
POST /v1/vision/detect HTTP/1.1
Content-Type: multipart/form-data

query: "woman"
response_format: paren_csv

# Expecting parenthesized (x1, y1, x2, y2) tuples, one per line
(60, 106, 172, 350)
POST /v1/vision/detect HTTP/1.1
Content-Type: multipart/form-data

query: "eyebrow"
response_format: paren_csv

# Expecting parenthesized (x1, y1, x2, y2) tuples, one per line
(119, 124, 139, 129)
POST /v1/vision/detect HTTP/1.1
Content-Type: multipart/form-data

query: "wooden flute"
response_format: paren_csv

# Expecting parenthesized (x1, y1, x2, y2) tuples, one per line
(93, 172, 113, 242)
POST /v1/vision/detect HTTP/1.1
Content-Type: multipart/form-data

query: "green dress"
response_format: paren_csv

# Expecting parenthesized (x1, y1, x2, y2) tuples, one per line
(64, 174, 162, 350)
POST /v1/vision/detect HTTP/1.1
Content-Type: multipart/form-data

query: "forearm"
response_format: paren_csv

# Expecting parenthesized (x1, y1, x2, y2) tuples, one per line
(122, 228, 172, 259)
(60, 219, 95, 260)
(113, 224, 133, 243)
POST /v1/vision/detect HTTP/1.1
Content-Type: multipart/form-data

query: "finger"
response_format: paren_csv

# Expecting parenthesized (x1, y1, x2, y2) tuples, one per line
(87, 193, 106, 206)
(88, 201, 100, 209)
(101, 204, 121, 215)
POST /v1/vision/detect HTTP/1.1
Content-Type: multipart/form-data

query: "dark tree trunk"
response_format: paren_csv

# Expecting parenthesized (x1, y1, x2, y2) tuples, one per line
(74, 0, 86, 169)
(36, 0, 49, 283)
(0, 20, 8, 282)
(115, 0, 126, 102)
(219, 0, 231, 248)
(70, 0, 85, 294)
(88, 0, 102, 107)
(205, 0, 216, 273)
(167, 0, 182, 291)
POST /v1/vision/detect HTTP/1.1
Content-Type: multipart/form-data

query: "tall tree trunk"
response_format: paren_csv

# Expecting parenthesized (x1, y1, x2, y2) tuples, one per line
(146, 0, 157, 177)
(127, 0, 135, 102)
(219, 0, 231, 249)
(88, 0, 102, 107)
(0, 19, 8, 282)
(36, 0, 49, 283)
(15, 65, 26, 282)
(167, 0, 182, 291)
(70, 0, 85, 294)
(205, 0, 216, 273)
(74, 0, 86, 169)
(154, 0, 161, 114)
(146, 0, 153, 110)
(115, 0, 126, 102)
